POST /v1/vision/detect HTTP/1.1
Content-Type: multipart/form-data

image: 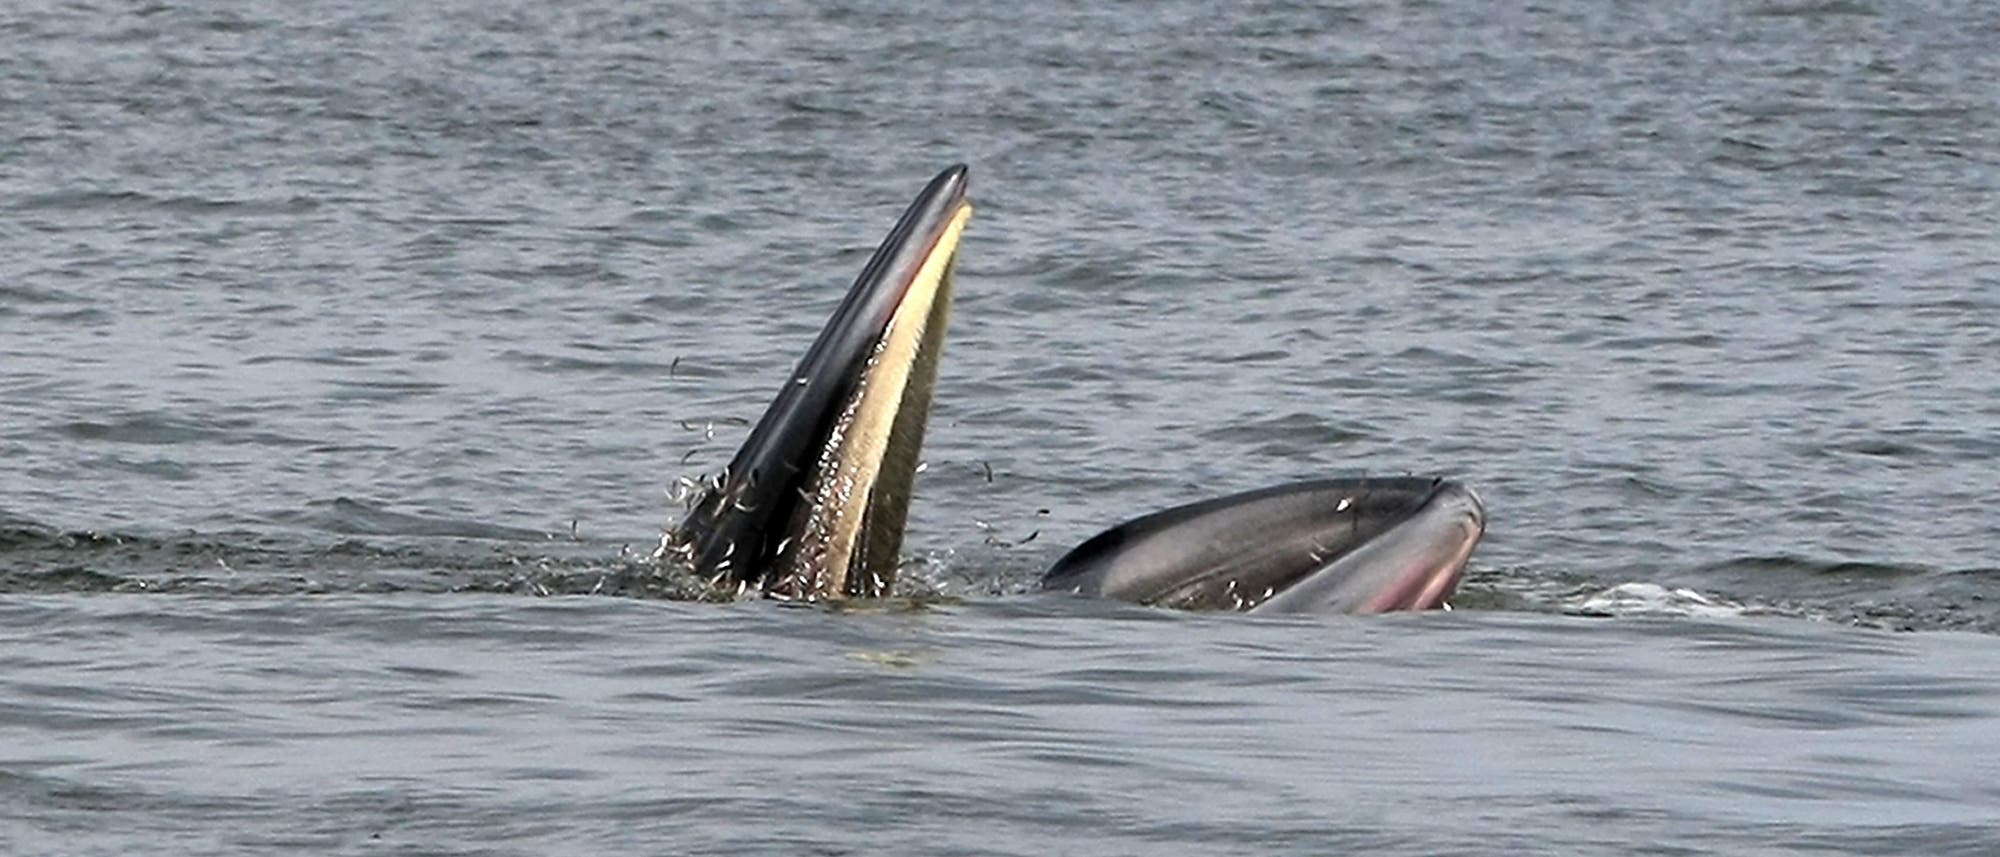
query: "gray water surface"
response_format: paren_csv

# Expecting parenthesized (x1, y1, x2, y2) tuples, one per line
(7, 597, 2000, 856)
(4, 0, 1998, 853)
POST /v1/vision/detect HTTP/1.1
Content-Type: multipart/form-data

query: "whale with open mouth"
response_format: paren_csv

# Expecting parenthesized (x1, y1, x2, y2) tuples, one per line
(663, 165, 1484, 613)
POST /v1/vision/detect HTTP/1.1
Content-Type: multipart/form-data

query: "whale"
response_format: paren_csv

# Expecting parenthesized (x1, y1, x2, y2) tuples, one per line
(1040, 477, 1483, 613)
(663, 166, 971, 601)
(664, 165, 1484, 613)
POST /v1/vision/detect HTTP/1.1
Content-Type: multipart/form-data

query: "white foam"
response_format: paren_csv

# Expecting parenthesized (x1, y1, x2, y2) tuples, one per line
(1573, 582, 1748, 619)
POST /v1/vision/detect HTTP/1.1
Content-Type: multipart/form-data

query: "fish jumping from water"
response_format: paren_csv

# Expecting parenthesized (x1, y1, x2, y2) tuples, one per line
(661, 165, 1485, 613)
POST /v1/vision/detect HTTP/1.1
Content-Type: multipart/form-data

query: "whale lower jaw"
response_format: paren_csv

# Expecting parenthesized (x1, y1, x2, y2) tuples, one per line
(666, 166, 973, 602)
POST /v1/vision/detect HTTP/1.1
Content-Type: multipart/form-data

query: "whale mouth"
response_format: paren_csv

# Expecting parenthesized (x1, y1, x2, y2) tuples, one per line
(1041, 478, 1487, 615)
(665, 166, 973, 601)
(662, 164, 1486, 615)
(1254, 481, 1485, 614)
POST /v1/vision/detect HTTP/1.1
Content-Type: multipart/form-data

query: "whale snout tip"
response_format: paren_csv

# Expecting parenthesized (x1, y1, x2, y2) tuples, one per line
(1434, 479, 1487, 532)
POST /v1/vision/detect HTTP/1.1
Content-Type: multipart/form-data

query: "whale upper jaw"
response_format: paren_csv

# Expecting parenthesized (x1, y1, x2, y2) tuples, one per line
(665, 166, 972, 602)
(1040, 478, 1486, 614)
